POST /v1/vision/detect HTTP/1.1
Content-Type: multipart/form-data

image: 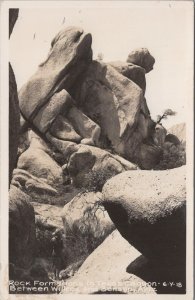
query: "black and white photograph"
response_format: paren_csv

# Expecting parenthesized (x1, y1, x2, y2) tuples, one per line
(0, 1, 194, 299)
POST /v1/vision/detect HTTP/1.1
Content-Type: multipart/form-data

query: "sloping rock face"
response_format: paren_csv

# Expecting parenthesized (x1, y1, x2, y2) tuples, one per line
(102, 166, 186, 270)
(62, 230, 155, 294)
(9, 186, 36, 269)
(19, 27, 92, 122)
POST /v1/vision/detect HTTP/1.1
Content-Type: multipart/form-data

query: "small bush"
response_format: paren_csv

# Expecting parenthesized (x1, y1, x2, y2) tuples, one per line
(83, 169, 119, 192)
(154, 142, 186, 170)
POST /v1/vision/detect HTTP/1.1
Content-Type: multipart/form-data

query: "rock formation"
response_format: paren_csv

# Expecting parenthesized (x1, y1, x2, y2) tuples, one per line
(9, 186, 36, 269)
(9, 24, 186, 294)
(18, 26, 162, 173)
(102, 166, 186, 292)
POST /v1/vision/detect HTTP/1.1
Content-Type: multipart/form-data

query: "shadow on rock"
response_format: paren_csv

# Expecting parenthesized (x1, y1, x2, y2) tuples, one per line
(126, 254, 186, 294)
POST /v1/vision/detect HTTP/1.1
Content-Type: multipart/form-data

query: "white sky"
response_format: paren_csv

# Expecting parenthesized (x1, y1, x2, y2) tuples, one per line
(9, 1, 193, 129)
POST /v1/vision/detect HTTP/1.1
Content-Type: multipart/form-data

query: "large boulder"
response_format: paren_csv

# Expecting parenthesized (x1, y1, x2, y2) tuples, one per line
(62, 230, 155, 294)
(17, 138, 64, 188)
(102, 166, 186, 267)
(61, 192, 115, 268)
(72, 61, 149, 161)
(19, 27, 92, 122)
(9, 186, 36, 269)
(127, 48, 155, 73)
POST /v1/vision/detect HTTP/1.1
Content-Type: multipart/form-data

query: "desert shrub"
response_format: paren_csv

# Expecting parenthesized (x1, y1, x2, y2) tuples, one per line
(83, 169, 119, 192)
(154, 142, 186, 170)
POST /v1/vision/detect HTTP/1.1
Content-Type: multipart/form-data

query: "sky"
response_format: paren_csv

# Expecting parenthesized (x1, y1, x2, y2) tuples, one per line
(9, 1, 193, 129)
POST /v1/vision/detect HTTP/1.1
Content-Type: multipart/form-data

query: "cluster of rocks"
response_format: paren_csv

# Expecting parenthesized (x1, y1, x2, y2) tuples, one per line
(9, 14, 186, 295)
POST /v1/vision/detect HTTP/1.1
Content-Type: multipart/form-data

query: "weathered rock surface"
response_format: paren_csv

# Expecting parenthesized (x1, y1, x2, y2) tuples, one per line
(62, 192, 114, 261)
(50, 114, 82, 142)
(62, 230, 155, 294)
(17, 144, 64, 188)
(127, 48, 155, 73)
(9, 186, 36, 269)
(32, 202, 64, 230)
(102, 166, 186, 265)
(74, 61, 143, 155)
(109, 61, 146, 92)
(32, 89, 72, 133)
(19, 27, 92, 121)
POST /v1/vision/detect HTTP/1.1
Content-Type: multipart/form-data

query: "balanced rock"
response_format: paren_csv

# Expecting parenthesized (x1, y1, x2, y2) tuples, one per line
(19, 27, 92, 122)
(9, 186, 36, 269)
(102, 166, 186, 265)
(127, 48, 155, 73)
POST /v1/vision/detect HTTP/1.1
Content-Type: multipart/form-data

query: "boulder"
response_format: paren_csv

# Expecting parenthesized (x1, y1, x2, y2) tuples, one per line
(33, 202, 64, 229)
(9, 63, 20, 184)
(11, 169, 58, 196)
(9, 186, 36, 269)
(109, 61, 146, 92)
(73, 61, 146, 159)
(17, 145, 64, 188)
(62, 230, 155, 294)
(32, 89, 72, 133)
(61, 192, 115, 268)
(50, 114, 82, 142)
(65, 105, 101, 146)
(127, 48, 155, 73)
(19, 26, 92, 122)
(102, 166, 186, 266)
